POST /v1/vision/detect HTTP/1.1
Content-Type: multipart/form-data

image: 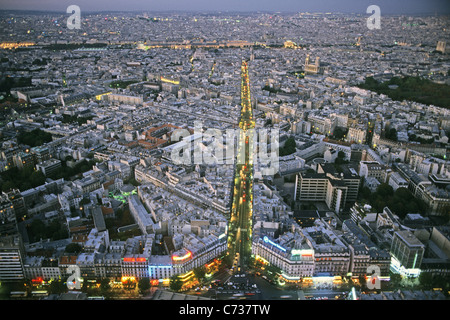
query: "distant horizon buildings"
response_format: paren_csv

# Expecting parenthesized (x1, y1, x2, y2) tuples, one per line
(1, 0, 450, 15)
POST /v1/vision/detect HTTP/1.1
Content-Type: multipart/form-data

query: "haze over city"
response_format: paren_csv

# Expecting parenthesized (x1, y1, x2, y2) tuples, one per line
(0, 0, 449, 14)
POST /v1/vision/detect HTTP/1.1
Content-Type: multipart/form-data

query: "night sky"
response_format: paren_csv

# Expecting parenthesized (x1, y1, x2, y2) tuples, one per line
(0, 0, 449, 14)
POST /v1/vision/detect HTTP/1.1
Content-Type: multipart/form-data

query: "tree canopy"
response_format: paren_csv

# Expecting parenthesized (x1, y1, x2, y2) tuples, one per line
(17, 128, 53, 148)
(279, 136, 296, 156)
(65, 243, 83, 254)
(359, 183, 428, 219)
(332, 127, 347, 140)
(0, 166, 46, 193)
(385, 128, 398, 141)
(358, 76, 450, 109)
(169, 275, 183, 292)
(138, 278, 151, 293)
(27, 218, 68, 242)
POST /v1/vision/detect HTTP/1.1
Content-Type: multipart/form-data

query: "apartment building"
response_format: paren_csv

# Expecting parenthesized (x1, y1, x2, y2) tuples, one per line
(359, 161, 388, 183)
(390, 230, 425, 273)
(0, 235, 24, 282)
(252, 234, 315, 279)
(36, 158, 62, 176)
(295, 163, 360, 213)
(129, 195, 154, 235)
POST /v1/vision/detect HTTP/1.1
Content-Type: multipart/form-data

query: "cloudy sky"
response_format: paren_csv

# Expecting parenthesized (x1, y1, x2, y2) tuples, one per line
(0, 0, 449, 14)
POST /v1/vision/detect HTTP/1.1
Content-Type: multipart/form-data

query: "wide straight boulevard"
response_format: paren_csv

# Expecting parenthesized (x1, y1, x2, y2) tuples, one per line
(227, 60, 256, 275)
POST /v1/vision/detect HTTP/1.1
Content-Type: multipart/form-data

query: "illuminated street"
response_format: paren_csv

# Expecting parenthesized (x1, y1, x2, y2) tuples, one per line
(227, 60, 255, 274)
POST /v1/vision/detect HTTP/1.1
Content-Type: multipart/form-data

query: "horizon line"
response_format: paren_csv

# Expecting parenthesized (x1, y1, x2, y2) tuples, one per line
(0, 9, 448, 16)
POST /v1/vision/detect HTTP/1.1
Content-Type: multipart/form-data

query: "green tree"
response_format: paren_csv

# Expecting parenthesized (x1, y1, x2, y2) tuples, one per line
(1, 180, 16, 192)
(332, 127, 347, 140)
(29, 170, 46, 187)
(28, 218, 46, 242)
(17, 128, 53, 147)
(65, 243, 83, 254)
(193, 267, 206, 283)
(45, 220, 68, 241)
(376, 183, 394, 198)
(264, 118, 272, 127)
(359, 275, 367, 289)
(138, 277, 151, 293)
(0, 282, 12, 299)
(79, 197, 91, 206)
(222, 253, 233, 268)
(169, 275, 183, 292)
(100, 278, 111, 296)
(385, 128, 398, 141)
(280, 136, 296, 156)
(0, 76, 31, 94)
(359, 76, 450, 110)
(432, 275, 450, 292)
(358, 186, 372, 201)
(48, 279, 68, 295)
(419, 272, 434, 289)
(389, 273, 402, 289)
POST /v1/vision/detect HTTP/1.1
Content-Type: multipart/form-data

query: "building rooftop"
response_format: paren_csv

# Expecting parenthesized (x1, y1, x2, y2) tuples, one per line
(395, 230, 425, 248)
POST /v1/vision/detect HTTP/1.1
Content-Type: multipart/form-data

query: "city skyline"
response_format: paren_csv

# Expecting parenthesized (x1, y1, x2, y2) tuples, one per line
(0, 0, 449, 14)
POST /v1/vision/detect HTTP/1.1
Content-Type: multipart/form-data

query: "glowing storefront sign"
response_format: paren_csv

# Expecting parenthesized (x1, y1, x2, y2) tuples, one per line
(150, 279, 159, 286)
(179, 271, 195, 282)
(121, 276, 136, 283)
(123, 257, 147, 262)
(390, 256, 421, 277)
(255, 255, 269, 265)
(32, 277, 44, 284)
(172, 251, 192, 262)
(263, 236, 286, 252)
(291, 249, 314, 257)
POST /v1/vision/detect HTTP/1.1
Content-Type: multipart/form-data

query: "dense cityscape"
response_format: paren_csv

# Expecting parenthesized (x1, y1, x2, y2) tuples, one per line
(0, 3, 449, 305)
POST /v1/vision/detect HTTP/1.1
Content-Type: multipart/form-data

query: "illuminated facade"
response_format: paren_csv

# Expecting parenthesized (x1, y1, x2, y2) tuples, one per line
(172, 234, 227, 274)
(95, 92, 112, 101)
(252, 236, 315, 279)
(390, 230, 425, 276)
(148, 256, 174, 280)
(160, 76, 180, 85)
(0, 42, 34, 49)
(0, 235, 25, 282)
(121, 255, 150, 280)
(304, 54, 320, 74)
